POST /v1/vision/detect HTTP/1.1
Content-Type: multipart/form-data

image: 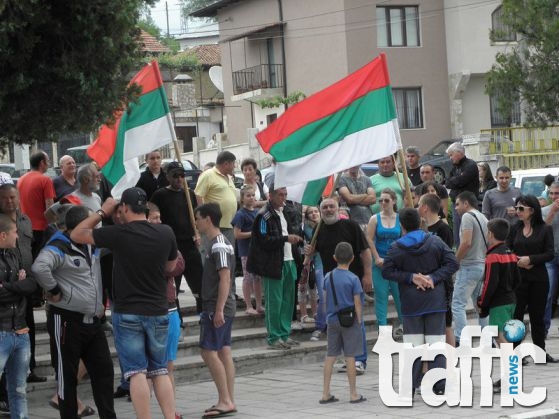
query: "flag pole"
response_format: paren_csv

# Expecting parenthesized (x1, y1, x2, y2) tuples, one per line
(394, 151, 414, 208)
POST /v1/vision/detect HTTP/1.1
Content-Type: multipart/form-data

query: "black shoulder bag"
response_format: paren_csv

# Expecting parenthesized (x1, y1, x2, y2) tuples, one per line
(329, 272, 356, 327)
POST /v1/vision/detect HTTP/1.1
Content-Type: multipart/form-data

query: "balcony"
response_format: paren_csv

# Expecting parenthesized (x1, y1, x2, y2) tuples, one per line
(231, 64, 284, 101)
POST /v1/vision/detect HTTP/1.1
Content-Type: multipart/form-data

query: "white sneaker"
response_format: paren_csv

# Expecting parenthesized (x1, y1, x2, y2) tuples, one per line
(310, 330, 322, 341)
(291, 321, 303, 331)
(355, 361, 366, 375)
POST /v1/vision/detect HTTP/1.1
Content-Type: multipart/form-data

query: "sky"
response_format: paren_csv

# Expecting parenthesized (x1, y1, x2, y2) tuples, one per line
(149, 0, 184, 35)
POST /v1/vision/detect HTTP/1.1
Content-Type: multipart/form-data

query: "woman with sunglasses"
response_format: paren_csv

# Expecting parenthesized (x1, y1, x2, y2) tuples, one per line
(508, 195, 558, 363)
(366, 188, 403, 334)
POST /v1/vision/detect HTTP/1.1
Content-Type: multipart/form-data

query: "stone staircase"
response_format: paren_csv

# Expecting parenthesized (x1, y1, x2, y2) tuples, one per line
(26, 289, 476, 399)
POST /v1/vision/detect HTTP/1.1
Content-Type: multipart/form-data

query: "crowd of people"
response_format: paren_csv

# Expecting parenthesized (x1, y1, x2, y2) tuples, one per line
(2, 141, 559, 417)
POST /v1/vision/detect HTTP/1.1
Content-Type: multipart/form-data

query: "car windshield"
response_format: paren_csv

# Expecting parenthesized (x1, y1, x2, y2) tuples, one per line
(520, 176, 545, 197)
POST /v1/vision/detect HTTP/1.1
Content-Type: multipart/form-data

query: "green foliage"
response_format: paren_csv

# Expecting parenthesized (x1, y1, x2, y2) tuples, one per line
(0, 0, 155, 145)
(180, 0, 217, 21)
(485, 0, 559, 127)
(150, 53, 201, 72)
(256, 91, 307, 109)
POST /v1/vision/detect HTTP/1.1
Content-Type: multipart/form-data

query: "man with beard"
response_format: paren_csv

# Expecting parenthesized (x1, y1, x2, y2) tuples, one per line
(308, 198, 372, 374)
(71, 164, 102, 214)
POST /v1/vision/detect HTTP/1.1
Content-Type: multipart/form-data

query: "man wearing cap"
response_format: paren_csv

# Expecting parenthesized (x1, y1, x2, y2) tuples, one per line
(136, 150, 169, 201)
(151, 161, 203, 311)
(71, 187, 178, 419)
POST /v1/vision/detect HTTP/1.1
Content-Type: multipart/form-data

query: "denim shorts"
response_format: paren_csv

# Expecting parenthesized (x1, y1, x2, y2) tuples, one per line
(112, 312, 169, 380)
(167, 310, 181, 362)
(199, 312, 234, 351)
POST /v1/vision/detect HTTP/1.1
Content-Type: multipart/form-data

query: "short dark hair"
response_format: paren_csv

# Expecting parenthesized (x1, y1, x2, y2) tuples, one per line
(195, 203, 222, 227)
(30, 151, 47, 170)
(334, 242, 353, 265)
(419, 193, 440, 213)
(216, 151, 236, 165)
(64, 205, 90, 230)
(456, 191, 478, 208)
(240, 158, 257, 171)
(496, 166, 511, 175)
(399, 208, 421, 232)
(0, 214, 14, 234)
(487, 218, 510, 241)
(544, 174, 556, 187)
(0, 183, 17, 194)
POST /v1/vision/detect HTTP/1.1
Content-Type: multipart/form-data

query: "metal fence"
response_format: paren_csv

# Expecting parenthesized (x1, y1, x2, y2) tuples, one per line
(232, 64, 284, 95)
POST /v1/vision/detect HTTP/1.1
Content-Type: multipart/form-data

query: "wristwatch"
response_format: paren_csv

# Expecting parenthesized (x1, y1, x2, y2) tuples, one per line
(96, 209, 106, 219)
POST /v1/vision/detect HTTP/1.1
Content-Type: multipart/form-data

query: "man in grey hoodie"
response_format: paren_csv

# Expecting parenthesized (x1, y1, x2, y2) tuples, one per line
(32, 205, 116, 419)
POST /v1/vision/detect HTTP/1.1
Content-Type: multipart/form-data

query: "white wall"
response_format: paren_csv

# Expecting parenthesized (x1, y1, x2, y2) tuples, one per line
(462, 75, 491, 135)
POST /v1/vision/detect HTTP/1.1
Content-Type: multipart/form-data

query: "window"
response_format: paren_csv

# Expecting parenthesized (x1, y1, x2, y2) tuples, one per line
(393, 88, 423, 129)
(377, 6, 419, 47)
(492, 5, 517, 42)
(490, 91, 521, 127)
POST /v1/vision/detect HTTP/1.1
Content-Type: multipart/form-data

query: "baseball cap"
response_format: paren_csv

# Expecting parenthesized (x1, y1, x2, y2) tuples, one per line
(166, 161, 186, 174)
(120, 187, 147, 207)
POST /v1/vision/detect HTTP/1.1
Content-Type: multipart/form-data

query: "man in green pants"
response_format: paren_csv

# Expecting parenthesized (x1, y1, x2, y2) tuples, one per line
(247, 184, 303, 349)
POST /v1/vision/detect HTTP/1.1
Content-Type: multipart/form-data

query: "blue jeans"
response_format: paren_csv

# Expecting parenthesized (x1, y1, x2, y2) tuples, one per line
(452, 264, 488, 342)
(0, 331, 30, 418)
(313, 268, 326, 332)
(112, 313, 169, 380)
(545, 256, 559, 335)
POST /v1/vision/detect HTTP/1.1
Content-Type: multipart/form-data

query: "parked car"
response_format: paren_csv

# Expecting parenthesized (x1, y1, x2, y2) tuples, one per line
(0, 164, 27, 183)
(360, 162, 379, 177)
(511, 168, 559, 197)
(139, 158, 202, 190)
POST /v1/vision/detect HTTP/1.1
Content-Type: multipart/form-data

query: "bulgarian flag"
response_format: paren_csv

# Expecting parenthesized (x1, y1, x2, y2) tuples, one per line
(87, 60, 175, 198)
(257, 53, 401, 205)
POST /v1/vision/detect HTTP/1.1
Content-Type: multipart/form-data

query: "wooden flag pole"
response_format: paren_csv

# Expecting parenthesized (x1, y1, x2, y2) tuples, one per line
(167, 113, 199, 238)
(394, 151, 414, 208)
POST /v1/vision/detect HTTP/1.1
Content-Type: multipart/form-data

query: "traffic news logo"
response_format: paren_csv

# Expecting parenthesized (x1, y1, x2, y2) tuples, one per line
(372, 325, 547, 407)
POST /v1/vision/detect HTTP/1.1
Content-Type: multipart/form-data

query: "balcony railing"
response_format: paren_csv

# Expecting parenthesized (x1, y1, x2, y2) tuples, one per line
(232, 64, 284, 96)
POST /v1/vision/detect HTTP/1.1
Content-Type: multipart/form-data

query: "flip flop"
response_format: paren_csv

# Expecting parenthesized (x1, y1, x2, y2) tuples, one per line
(349, 395, 367, 404)
(202, 408, 236, 418)
(48, 400, 59, 411)
(319, 395, 339, 404)
(78, 405, 96, 418)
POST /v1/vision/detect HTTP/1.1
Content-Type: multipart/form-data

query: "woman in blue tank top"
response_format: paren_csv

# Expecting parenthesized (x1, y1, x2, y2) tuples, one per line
(366, 188, 403, 333)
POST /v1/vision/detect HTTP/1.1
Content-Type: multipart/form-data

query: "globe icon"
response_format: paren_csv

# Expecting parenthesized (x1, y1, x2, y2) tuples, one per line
(503, 319, 526, 343)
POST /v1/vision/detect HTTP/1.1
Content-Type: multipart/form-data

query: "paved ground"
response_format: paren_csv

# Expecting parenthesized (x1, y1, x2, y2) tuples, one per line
(27, 318, 559, 419)
(24, 281, 559, 418)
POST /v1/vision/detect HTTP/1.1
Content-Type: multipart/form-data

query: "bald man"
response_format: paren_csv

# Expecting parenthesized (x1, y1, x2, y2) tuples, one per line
(53, 155, 77, 201)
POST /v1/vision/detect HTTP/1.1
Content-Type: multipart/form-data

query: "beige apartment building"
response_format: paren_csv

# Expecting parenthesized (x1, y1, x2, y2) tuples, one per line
(192, 0, 516, 154)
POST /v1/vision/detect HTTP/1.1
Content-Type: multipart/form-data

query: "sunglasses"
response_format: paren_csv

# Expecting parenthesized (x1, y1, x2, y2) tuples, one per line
(514, 206, 530, 212)
(379, 198, 391, 203)
(172, 173, 186, 178)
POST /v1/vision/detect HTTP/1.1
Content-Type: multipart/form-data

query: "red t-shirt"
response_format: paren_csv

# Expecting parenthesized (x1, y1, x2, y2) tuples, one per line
(17, 171, 55, 231)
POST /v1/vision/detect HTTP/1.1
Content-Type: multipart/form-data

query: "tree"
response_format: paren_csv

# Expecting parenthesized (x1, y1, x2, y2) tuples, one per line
(485, 0, 559, 127)
(0, 0, 156, 146)
(180, 0, 217, 22)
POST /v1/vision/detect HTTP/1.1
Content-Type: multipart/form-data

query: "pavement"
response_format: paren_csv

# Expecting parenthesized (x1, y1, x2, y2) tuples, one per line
(25, 284, 559, 419)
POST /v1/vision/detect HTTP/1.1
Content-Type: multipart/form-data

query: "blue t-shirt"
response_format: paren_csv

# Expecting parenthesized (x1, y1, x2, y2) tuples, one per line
(231, 207, 258, 257)
(324, 268, 363, 323)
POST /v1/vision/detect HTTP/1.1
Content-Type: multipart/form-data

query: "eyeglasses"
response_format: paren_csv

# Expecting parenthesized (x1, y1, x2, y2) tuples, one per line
(172, 173, 185, 178)
(379, 198, 391, 203)
(514, 206, 530, 212)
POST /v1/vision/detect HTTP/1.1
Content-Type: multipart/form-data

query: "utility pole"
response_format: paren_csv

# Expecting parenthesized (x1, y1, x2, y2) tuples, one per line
(165, 1, 170, 38)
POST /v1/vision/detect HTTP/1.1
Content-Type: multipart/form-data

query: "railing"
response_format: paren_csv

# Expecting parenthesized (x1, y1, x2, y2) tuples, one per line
(479, 126, 559, 169)
(232, 64, 284, 95)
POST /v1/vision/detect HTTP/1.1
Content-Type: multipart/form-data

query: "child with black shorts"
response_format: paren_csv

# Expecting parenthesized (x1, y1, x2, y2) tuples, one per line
(319, 242, 365, 404)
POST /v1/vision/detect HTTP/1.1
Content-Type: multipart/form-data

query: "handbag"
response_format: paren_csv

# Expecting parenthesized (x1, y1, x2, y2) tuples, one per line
(329, 272, 356, 327)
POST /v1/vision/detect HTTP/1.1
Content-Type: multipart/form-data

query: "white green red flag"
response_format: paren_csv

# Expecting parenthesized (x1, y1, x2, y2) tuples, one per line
(87, 60, 174, 198)
(256, 53, 400, 205)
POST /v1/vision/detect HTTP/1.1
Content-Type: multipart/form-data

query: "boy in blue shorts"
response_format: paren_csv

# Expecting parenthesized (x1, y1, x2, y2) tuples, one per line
(320, 242, 365, 404)
(195, 203, 237, 418)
